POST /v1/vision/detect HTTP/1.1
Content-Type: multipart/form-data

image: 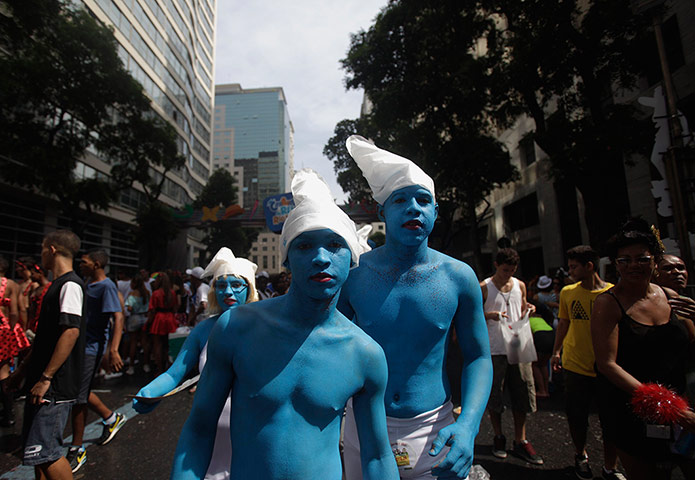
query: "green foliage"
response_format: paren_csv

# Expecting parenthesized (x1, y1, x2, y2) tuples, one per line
(194, 169, 256, 261)
(482, 0, 656, 244)
(329, 1, 519, 253)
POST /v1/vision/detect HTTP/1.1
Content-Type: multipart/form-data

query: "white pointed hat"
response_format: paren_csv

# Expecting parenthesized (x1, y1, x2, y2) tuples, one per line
(345, 135, 435, 205)
(202, 247, 257, 292)
(356, 224, 373, 255)
(280, 168, 361, 267)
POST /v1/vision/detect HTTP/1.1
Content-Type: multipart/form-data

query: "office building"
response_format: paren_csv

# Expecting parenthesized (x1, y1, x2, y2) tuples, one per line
(214, 84, 295, 209)
(0, 0, 216, 270)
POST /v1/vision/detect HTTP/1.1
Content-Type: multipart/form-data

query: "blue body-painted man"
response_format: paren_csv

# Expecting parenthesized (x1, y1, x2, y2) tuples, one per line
(170, 169, 399, 480)
(134, 247, 257, 479)
(340, 136, 493, 479)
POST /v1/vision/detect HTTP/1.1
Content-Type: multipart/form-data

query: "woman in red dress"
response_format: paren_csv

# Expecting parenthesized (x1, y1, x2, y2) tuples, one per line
(147, 272, 179, 374)
(0, 256, 30, 426)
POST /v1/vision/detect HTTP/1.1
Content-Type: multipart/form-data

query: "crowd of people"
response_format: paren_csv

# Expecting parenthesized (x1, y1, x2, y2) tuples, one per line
(0, 136, 693, 480)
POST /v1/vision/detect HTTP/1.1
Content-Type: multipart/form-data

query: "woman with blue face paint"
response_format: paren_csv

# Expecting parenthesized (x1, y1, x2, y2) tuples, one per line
(133, 247, 257, 480)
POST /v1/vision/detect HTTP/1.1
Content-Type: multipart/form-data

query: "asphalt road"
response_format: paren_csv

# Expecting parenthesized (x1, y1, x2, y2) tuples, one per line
(0, 370, 688, 479)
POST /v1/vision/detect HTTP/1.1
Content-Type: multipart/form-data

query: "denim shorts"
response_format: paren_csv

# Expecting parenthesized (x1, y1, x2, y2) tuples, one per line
(22, 398, 74, 466)
(77, 353, 104, 405)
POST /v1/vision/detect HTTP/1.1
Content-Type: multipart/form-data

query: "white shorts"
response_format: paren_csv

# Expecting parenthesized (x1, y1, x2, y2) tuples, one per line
(343, 400, 454, 480)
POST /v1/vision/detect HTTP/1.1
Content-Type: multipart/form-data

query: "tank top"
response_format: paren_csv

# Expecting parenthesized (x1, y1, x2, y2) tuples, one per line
(606, 289, 688, 392)
(484, 277, 523, 355)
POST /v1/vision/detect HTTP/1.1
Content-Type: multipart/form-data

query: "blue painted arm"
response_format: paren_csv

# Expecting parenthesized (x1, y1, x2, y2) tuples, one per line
(171, 317, 234, 479)
(431, 267, 493, 479)
(133, 317, 215, 414)
(352, 341, 400, 480)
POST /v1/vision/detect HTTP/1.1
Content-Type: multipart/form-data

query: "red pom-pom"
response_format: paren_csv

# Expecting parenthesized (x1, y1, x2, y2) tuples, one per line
(631, 383, 689, 424)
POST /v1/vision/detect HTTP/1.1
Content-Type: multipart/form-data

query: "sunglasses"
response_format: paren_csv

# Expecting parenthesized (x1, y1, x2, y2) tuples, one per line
(615, 256, 653, 266)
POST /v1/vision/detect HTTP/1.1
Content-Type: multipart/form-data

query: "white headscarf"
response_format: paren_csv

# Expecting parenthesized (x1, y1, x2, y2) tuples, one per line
(345, 134, 435, 205)
(280, 168, 362, 267)
(202, 247, 257, 293)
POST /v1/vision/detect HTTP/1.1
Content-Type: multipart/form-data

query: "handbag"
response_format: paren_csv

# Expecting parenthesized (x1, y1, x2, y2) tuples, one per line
(500, 311, 537, 364)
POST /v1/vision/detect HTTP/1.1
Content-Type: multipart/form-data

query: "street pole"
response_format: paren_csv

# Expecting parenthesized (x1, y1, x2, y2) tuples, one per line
(652, 15, 694, 275)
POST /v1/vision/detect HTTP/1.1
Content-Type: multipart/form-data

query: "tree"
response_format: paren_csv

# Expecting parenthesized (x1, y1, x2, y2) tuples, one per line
(194, 169, 257, 263)
(480, 0, 655, 248)
(0, 0, 183, 240)
(327, 1, 519, 270)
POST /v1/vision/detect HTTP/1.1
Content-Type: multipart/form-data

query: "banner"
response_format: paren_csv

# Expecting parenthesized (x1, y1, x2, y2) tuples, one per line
(263, 193, 295, 233)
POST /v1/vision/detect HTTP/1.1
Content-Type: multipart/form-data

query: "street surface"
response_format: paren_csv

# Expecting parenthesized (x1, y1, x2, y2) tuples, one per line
(0, 370, 687, 479)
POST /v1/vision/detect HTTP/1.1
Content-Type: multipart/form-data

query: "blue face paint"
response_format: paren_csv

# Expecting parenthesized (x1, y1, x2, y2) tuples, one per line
(286, 228, 352, 301)
(214, 275, 248, 311)
(380, 185, 438, 246)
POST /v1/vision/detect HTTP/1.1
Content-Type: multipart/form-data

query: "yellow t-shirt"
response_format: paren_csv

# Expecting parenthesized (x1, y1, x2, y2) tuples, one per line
(558, 281, 613, 377)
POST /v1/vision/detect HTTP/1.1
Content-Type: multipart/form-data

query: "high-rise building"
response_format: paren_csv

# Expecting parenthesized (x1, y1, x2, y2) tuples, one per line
(214, 84, 295, 209)
(0, 0, 216, 270)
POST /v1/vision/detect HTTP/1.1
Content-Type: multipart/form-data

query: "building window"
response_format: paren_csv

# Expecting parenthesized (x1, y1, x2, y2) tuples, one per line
(503, 193, 539, 232)
(519, 136, 536, 168)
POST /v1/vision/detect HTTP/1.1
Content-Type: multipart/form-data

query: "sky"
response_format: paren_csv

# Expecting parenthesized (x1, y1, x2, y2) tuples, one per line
(214, 0, 386, 203)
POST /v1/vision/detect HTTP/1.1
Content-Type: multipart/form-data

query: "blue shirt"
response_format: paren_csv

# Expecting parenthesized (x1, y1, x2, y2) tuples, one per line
(85, 278, 121, 356)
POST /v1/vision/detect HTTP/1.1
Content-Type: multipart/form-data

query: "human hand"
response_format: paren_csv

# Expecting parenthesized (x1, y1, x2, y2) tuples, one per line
(669, 297, 695, 322)
(30, 379, 50, 405)
(677, 409, 695, 434)
(109, 350, 124, 372)
(551, 354, 562, 373)
(526, 303, 536, 316)
(485, 311, 507, 321)
(132, 387, 160, 414)
(429, 423, 474, 479)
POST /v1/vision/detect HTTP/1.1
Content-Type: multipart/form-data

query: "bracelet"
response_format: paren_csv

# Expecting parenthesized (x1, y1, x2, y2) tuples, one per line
(40, 373, 53, 382)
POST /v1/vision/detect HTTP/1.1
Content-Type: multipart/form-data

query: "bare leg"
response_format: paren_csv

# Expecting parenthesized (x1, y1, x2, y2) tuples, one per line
(38, 456, 74, 480)
(128, 331, 138, 368)
(71, 404, 88, 447)
(87, 392, 112, 420)
(512, 410, 527, 443)
(603, 439, 619, 470)
(142, 332, 152, 370)
(489, 410, 503, 437)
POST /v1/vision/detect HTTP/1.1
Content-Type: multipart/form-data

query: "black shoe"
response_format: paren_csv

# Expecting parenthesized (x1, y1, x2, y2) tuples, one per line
(574, 454, 593, 479)
(66, 446, 86, 473)
(97, 412, 127, 445)
(512, 440, 544, 465)
(492, 435, 507, 459)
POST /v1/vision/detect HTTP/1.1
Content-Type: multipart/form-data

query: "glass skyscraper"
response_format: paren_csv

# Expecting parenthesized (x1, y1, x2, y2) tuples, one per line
(214, 84, 294, 209)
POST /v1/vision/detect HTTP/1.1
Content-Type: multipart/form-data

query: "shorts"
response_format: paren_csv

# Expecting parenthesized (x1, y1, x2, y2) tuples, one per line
(127, 313, 147, 332)
(77, 352, 104, 405)
(487, 355, 536, 414)
(343, 399, 454, 480)
(22, 398, 74, 466)
(564, 370, 596, 432)
(532, 330, 554, 356)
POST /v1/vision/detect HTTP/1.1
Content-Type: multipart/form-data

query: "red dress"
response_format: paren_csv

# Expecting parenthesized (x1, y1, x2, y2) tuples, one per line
(0, 277, 30, 363)
(148, 289, 178, 335)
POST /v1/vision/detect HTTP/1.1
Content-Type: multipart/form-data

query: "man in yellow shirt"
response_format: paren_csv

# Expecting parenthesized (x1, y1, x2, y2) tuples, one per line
(551, 246, 624, 480)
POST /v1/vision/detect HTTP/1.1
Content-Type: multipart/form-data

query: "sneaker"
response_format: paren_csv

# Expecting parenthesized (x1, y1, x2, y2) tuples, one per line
(492, 435, 507, 459)
(125, 366, 135, 376)
(602, 467, 627, 480)
(512, 440, 544, 465)
(66, 446, 86, 473)
(97, 413, 127, 446)
(574, 454, 592, 479)
(142, 364, 151, 373)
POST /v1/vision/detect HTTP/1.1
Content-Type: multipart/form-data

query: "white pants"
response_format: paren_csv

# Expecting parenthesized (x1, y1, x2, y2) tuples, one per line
(343, 400, 454, 480)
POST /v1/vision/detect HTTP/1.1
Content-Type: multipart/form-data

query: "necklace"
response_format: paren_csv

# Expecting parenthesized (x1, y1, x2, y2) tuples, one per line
(500, 290, 511, 309)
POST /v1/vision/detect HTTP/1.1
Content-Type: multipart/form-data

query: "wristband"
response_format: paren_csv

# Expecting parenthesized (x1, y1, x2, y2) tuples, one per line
(40, 373, 53, 382)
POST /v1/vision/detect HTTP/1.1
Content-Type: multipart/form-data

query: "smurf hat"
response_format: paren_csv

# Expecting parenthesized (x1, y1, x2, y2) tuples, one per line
(345, 135, 435, 205)
(356, 224, 373, 255)
(280, 168, 361, 267)
(202, 247, 257, 293)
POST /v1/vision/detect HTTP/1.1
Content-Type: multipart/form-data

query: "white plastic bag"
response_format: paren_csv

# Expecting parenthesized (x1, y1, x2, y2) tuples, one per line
(500, 311, 537, 364)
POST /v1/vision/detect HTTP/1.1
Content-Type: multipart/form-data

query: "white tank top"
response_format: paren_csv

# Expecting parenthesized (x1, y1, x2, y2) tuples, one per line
(484, 277, 523, 355)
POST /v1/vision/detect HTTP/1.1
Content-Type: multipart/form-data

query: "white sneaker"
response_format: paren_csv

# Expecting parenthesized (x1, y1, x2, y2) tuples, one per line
(143, 364, 151, 373)
(125, 367, 135, 376)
